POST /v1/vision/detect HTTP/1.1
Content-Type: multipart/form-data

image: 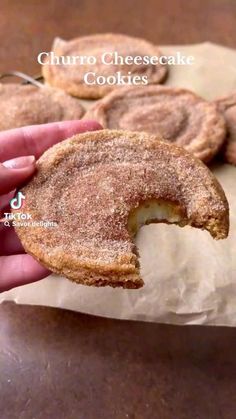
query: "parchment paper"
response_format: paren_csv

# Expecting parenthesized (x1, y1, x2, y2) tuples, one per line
(1, 43, 235, 326)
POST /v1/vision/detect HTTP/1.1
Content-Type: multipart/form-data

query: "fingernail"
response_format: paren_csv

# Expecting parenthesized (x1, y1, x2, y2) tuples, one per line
(3, 155, 35, 169)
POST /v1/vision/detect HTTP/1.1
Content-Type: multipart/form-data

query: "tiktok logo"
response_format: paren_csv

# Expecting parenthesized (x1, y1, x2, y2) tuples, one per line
(10, 192, 26, 210)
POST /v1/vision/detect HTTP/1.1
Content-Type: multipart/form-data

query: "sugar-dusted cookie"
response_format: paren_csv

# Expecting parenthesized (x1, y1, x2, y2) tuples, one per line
(13, 130, 229, 289)
(0, 83, 85, 131)
(85, 86, 226, 163)
(215, 93, 236, 165)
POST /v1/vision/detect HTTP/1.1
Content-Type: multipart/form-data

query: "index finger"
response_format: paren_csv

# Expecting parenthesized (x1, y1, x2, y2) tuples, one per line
(0, 120, 101, 162)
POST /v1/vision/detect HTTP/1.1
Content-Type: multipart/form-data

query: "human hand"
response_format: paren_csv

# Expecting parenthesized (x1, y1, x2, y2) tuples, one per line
(0, 120, 101, 292)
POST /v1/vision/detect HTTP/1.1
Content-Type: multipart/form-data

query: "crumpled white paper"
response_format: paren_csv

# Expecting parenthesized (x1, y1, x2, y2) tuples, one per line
(1, 42, 236, 326)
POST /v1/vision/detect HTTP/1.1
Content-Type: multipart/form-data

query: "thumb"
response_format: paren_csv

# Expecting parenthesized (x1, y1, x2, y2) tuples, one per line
(0, 156, 36, 195)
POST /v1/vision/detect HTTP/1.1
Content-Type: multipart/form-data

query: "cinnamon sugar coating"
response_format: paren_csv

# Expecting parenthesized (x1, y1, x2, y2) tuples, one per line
(13, 130, 229, 288)
(214, 93, 236, 165)
(85, 86, 226, 162)
(0, 83, 84, 131)
(42, 34, 167, 99)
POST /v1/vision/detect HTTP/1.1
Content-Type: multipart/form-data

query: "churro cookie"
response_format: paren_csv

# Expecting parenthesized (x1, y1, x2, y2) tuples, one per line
(13, 130, 229, 289)
(42, 34, 167, 99)
(215, 93, 236, 165)
(0, 83, 85, 131)
(85, 86, 226, 162)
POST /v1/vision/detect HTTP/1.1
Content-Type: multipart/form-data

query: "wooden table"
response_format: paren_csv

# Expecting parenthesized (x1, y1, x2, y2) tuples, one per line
(0, 1, 236, 418)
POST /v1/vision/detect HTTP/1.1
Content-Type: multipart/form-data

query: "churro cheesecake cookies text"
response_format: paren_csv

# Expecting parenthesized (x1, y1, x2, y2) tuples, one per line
(42, 34, 167, 99)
